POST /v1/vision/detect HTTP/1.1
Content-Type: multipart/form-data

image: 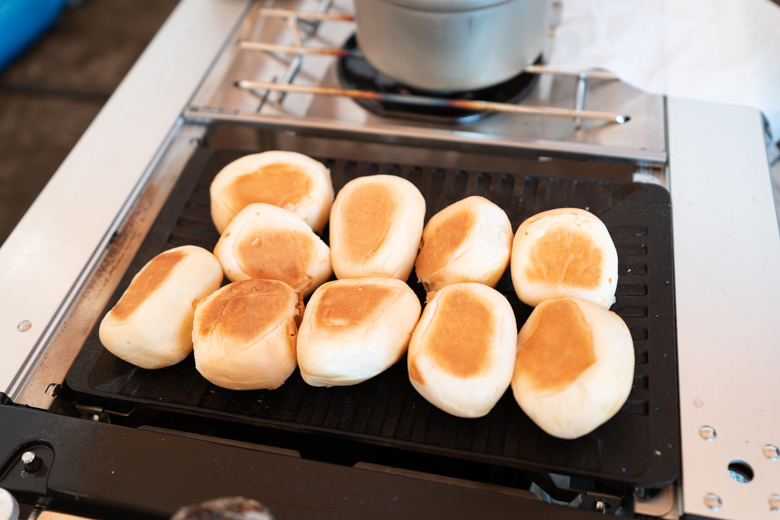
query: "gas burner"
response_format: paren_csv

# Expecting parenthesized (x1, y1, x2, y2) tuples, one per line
(337, 35, 541, 124)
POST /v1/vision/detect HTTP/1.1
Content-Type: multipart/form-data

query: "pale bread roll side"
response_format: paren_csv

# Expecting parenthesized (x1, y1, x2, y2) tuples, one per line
(512, 297, 634, 439)
(416, 196, 513, 293)
(297, 278, 422, 387)
(407, 283, 517, 418)
(193, 279, 303, 390)
(511, 208, 618, 308)
(330, 175, 425, 281)
(210, 151, 334, 234)
(99, 245, 223, 369)
(213, 203, 332, 297)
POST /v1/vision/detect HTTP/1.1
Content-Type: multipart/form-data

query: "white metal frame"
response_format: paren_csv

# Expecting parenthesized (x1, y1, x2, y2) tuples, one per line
(668, 98, 780, 520)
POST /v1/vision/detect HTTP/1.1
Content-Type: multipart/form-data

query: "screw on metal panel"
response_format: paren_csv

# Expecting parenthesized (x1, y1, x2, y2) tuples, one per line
(699, 426, 716, 441)
(764, 445, 780, 461)
(17, 320, 31, 332)
(704, 494, 721, 511)
(21, 451, 42, 473)
(770, 494, 780, 512)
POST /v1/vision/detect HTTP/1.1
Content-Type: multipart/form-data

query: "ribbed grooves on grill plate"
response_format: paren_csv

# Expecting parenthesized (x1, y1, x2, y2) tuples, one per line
(67, 148, 679, 487)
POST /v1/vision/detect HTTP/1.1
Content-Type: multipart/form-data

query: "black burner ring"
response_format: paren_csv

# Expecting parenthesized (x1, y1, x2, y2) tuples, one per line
(337, 34, 541, 125)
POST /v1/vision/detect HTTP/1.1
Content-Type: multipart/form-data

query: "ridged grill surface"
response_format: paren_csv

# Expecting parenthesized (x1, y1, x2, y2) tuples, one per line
(67, 148, 679, 487)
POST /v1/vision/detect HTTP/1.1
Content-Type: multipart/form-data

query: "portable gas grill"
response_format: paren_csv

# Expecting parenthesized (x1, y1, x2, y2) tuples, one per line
(1, 1, 779, 519)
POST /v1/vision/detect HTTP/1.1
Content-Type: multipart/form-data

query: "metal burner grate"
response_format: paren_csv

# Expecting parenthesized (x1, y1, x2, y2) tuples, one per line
(67, 148, 679, 487)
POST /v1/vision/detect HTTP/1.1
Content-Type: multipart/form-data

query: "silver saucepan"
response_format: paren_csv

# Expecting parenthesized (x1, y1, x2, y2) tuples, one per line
(354, 0, 550, 92)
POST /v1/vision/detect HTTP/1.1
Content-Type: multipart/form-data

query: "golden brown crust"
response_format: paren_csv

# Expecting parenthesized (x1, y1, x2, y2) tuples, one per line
(313, 283, 399, 328)
(225, 162, 311, 214)
(515, 298, 596, 393)
(196, 279, 296, 344)
(427, 286, 495, 378)
(233, 225, 317, 293)
(415, 205, 475, 281)
(408, 359, 425, 386)
(110, 250, 187, 320)
(524, 224, 604, 289)
(293, 293, 305, 328)
(338, 181, 400, 260)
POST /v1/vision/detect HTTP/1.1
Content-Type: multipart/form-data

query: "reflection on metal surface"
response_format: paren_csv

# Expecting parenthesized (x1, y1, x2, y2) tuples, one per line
(634, 485, 675, 517)
(699, 426, 717, 441)
(17, 321, 31, 332)
(764, 445, 780, 461)
(353, 462, 539, 502)
(704, 493, 722, 511)
(138, 426, 302, 458)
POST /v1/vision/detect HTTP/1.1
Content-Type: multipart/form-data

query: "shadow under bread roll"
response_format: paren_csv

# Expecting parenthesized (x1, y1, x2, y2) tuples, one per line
(511, 208, 618, 309)
(329, 175, 425, 281)
(407, 283, 517, 418)
(512, 297, 634, 439)
(99, 245, 223, 369)
(193, 279, 303, 390)
(297, 278, 421, 387)
(213, 203, 332, 298)
(415, 196, 513, 293)
(210, 151, 334, 234)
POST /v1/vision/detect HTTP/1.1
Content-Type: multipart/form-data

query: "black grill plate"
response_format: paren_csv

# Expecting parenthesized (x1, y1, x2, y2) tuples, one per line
(67, 148, 679, 487)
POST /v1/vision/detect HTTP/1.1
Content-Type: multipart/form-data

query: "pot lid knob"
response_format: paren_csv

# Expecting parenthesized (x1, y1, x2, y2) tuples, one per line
(21, 451, 42, 473)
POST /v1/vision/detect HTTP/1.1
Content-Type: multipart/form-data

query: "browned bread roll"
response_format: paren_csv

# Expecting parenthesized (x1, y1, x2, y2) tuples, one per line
(192, 279, 303, 390)
(415, 196, 512, 293)
(213, 203, 332, 297)
(297, 278, 422, 386)
(511, 208, 618, 308)
(210, 151, 334, 234)
(329, 175, 425, 281)
(407, 283, 517, 418)
(99, 245, 223, 369)
(512, 297, 634, 439)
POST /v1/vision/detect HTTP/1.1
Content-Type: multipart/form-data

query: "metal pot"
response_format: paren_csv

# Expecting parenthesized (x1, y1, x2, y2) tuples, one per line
(354, 0, 550, 92)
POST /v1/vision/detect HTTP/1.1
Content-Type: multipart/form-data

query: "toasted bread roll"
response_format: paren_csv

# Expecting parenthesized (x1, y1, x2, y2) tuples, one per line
(297, 278, 422, 386)
(99, 246, 223, 369)
(213, 203, 332, 297)
(416, 196, 512, 293)
(511, 208, 617, 308)
(512, 297, 634, 439)
(210, 151, 334, 234)
(330, 175, 425, 281)
(407, 283, 517, 418)
(193, 279, 303, 390)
